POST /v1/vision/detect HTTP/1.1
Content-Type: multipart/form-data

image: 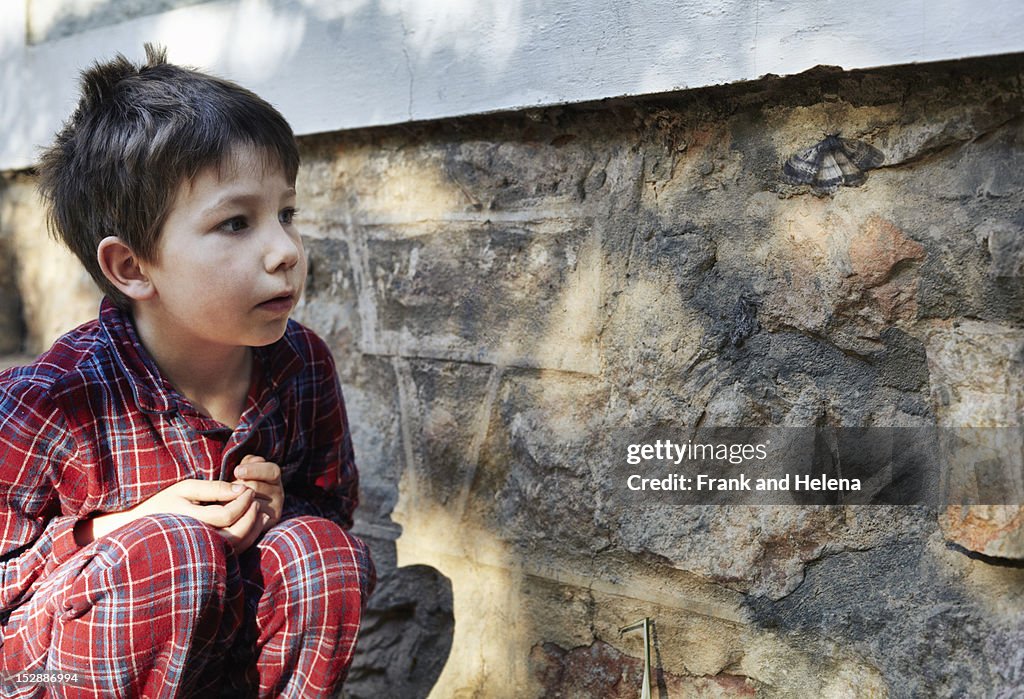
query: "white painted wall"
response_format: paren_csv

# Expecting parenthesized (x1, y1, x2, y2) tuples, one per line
(2, 0, 1023, 170)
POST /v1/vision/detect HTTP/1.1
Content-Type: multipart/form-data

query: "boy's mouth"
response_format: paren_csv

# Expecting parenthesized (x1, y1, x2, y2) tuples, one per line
(256, 291, 295, 313)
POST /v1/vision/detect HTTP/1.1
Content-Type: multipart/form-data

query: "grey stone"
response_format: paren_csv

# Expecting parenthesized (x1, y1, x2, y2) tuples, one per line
(344, 564, 454, 699)
(978, 219, 1024, 278)
(745, 537, 1016, 697)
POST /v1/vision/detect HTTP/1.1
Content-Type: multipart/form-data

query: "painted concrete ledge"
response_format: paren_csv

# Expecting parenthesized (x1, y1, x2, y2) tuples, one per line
(3, 0, 1024, 170)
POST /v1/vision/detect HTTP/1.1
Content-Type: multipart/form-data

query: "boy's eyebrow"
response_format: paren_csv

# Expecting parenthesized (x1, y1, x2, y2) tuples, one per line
(200, 187, 297, 216)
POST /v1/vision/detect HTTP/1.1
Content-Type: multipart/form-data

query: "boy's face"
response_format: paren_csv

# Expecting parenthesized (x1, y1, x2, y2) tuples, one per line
(141, 144, 306, 350)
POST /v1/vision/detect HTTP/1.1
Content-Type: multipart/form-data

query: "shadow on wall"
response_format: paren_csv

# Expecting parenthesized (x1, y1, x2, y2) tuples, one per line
(344, 560, 454, 698)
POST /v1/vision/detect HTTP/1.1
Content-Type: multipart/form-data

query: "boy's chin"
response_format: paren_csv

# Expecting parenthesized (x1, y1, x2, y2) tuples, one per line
(247, 320, 291, 347)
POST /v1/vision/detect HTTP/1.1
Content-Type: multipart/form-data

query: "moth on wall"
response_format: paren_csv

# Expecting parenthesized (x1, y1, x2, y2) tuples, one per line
(782, 134, 885, 194)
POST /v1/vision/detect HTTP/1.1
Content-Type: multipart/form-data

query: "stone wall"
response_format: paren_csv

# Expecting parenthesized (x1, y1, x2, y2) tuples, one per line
(2, 55, 1024, 697)
(0, 173, 98, 355)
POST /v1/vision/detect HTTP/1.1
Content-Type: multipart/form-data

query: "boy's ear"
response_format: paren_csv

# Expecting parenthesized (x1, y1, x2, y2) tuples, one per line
(97, 236, 156, 301)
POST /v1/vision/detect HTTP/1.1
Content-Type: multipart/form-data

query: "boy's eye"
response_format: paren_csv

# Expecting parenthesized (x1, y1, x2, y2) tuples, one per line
(279, 207, 299, 225)
(218, 216, 248, 233)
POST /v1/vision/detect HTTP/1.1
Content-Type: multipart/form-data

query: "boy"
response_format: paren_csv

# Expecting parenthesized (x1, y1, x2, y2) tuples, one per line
(0, 45, 374, 697)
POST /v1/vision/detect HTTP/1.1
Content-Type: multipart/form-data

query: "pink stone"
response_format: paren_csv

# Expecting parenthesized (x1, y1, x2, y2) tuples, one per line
(940, 505, 1024, 559)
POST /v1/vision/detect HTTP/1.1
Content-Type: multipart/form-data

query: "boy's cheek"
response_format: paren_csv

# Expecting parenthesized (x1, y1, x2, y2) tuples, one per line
(297, 252, 309, 295)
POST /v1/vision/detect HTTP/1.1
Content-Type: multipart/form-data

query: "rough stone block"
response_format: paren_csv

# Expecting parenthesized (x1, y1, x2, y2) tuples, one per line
(1, 176, 99, 353)
(389, 357, 496, 514)
(940, 505, 1024, 560)
(977, 219, 1024, 278)
(530, 640, 755, 699)
(294, 234, 361, 355)
(474, 369, 612, 550)
(443, 137, 599, 212)
(345, 564, 454, 699)
(0, 181, 24, 354)
(924, 320, 1024, 427)
(334, 355, 404, 525)
(360, 222, 601, 373)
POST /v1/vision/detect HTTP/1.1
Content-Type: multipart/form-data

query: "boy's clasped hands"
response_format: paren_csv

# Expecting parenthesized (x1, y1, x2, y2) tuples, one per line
(74, 455, 284, 553)
(229, 454, 286, 549)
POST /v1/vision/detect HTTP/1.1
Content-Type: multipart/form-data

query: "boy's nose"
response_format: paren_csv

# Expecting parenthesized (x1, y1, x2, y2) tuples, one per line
(264, 226, 302, 273)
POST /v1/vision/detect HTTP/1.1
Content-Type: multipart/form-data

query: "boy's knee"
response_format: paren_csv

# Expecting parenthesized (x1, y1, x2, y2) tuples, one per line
(262, 516, 374, 599)
(106, 513, 230, 594)
(124, 513, 225, 561)
(58, 514, 233, 625)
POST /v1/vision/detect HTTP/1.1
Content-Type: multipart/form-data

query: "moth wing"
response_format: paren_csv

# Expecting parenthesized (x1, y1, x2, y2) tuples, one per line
(783, 142, 824, 185)
(813, 151, 844, 193)
(839, 137, 884, 170)
(833, 148, 867, 186)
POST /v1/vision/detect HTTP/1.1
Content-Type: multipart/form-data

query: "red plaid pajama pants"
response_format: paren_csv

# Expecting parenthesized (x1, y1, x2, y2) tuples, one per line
(0, 513, 374, 698)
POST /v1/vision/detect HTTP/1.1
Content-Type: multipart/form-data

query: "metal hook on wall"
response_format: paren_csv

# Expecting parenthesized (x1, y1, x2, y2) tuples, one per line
(618, 617, 652, 699)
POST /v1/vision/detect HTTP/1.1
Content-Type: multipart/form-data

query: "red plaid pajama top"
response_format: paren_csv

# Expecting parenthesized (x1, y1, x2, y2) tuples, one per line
(0, 298, 369, 691)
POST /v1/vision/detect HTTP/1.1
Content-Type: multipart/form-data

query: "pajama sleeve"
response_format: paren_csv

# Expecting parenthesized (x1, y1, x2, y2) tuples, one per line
(0, 379, 82, 615)
(280, 335, 359, 531)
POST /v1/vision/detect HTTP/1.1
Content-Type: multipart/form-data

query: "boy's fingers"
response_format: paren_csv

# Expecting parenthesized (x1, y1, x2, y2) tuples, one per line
(171, 478, 249, 504)
(233, 479, 274, 501)
(187, 488, 254, 527)
(233, 460, 281, 483)
(222, 500, 262, 552)
(226, 500, 259, 535)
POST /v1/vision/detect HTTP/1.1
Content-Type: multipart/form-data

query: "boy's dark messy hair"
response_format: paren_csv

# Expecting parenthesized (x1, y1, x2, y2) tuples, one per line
(37, 44, 299, 308)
